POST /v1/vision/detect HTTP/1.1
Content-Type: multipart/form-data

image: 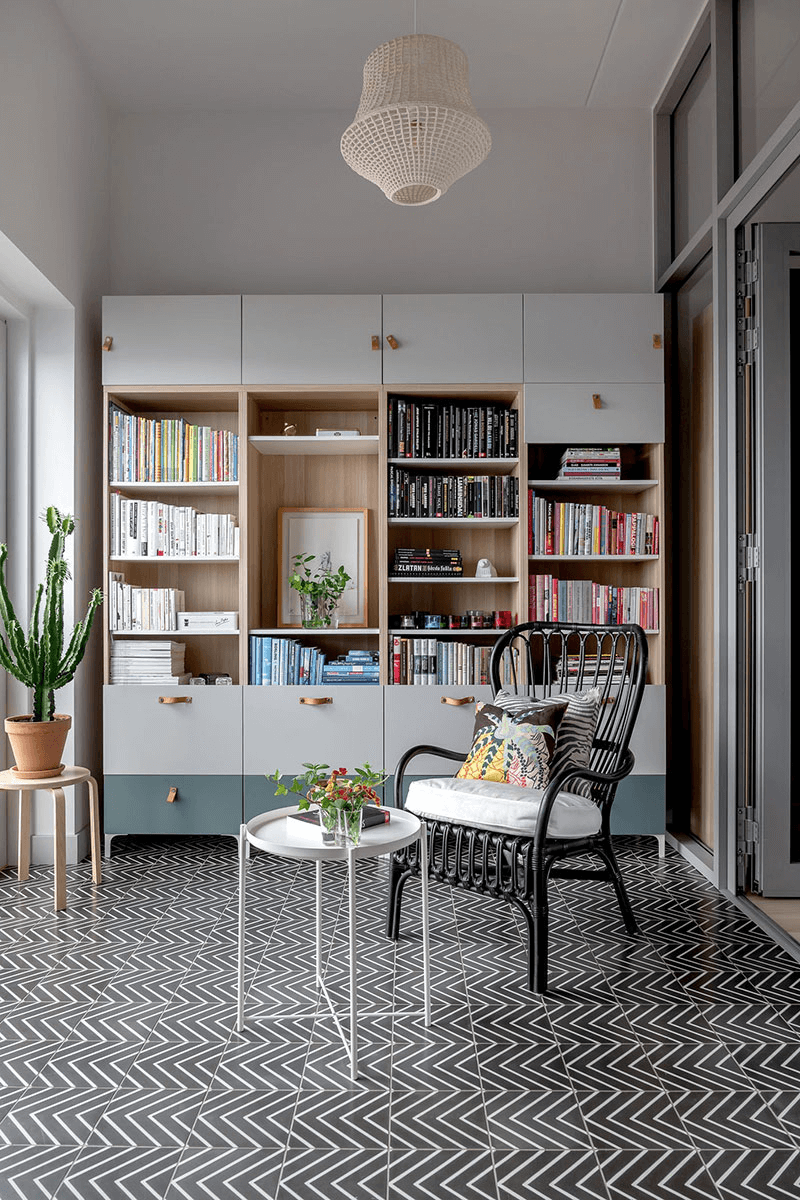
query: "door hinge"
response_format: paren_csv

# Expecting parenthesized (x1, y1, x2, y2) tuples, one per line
(738, 532, 760, 587)
(744, 806, 759, 846)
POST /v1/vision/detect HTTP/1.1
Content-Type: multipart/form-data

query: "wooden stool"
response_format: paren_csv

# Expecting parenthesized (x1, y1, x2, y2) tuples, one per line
(0, 766, 102, 911)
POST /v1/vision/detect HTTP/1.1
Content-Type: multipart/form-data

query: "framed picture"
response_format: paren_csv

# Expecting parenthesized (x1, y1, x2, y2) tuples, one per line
(278, 508, 369, 628)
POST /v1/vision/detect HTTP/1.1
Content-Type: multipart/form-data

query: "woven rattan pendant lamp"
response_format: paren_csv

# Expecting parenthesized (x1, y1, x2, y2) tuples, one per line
(341, 8, 491, 206)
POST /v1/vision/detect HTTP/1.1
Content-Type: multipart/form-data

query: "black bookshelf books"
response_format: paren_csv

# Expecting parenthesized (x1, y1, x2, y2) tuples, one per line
(388, 397, 518, 460)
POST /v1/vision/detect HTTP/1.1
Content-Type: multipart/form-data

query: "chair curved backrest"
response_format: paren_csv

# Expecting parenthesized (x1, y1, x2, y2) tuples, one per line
(489, 622, 648, 814)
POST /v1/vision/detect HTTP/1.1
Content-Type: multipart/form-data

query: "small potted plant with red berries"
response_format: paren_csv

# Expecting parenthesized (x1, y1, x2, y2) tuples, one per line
(267, 761, 387, 845)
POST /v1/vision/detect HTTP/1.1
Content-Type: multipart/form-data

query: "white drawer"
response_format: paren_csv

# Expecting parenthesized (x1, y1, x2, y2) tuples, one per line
(384, 685, 494, 777)
(244, 686, 384, 775)
(525, 383, 664, 443)
(104, 685, 243, 775)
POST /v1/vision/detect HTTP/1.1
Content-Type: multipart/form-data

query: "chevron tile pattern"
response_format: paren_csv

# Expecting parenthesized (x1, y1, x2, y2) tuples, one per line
(3, 833, 800, 1198)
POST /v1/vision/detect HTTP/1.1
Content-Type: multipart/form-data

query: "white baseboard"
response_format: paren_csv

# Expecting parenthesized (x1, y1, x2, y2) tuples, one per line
(665, 831, 716, 884)
(30, 826, 90, 866)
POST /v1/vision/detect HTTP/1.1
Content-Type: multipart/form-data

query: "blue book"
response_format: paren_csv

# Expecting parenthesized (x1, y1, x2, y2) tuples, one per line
(271, 639, 279, 686)
(262, 638, 272, 685)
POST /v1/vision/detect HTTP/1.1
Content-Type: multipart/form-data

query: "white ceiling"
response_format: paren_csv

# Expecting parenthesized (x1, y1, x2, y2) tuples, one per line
(52, 0, 706, 114)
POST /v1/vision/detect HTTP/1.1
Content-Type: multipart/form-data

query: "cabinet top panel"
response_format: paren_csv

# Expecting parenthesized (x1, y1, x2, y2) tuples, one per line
(524, 294, 664, 384)
(103, 296, 242, 387)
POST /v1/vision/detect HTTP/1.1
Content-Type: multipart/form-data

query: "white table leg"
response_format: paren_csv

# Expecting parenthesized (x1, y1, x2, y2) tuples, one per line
(348, 845, 358, 1081)
(316, 860, 323, 988)
(236, 823, 247, 1032)
(17, 791, 31, 881)
(420, 824, 431, 1027)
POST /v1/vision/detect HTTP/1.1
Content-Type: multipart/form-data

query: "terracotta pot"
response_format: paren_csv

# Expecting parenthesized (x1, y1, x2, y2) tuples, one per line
(4, 714, 71, 779)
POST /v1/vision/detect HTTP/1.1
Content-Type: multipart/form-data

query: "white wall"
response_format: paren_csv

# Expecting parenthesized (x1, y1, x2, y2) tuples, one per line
(110, 108, 654, 295)
(0, 0, 110, 861)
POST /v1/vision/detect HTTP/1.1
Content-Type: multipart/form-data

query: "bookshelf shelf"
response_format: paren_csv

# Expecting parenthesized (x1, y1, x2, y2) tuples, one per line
(389, 518, 518, 528)
(389, 457, 519, 473)
(388, 627, 503, 637)
(528, 478, 659, 492)
(109, 556, 240, 564)
(111, 629, 239, 637)
(388, 576, 519, 584)
(110, 481, 239, 495)
(250, 627, 381, 636)
(528, 554, 659, 562)
(250, 435, 380, 456)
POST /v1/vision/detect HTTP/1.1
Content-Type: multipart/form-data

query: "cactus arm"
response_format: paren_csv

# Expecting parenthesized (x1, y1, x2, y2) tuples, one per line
(57, 591, 103, 681)
(0, 635, 29, 684)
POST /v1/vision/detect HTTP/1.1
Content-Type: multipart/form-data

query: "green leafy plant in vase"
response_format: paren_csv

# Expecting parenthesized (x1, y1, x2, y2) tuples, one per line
(0, 507, 103, 778)
(288, 553, 350, 629)
(267, 761, 387, 845)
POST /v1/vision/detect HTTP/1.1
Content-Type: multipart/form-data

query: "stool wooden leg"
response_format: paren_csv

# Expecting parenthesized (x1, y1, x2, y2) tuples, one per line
(87, 776, 102, 885)
(53, 788, 66, 912)
(17, 791, 31, 881)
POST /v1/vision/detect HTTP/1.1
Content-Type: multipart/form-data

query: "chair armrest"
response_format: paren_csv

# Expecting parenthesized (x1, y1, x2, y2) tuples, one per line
(534, 749, 636, 849)
(394, 744, 467, 810)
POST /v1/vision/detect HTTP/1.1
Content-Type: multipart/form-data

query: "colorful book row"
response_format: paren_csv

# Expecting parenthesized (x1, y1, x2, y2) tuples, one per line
(109, 406, 239, 483)
(529, 575, 660, 631)
(528, 491, 659, 556)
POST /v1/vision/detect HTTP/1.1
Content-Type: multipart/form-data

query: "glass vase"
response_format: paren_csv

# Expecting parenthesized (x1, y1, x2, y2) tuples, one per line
(335, 805, 363, 847)
(317, 805, 337, 843)
(300, 594, 339, 630)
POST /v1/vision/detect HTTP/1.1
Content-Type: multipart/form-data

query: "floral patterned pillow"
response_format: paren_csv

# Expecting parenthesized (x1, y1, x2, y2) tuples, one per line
(456, 699, 569, 790)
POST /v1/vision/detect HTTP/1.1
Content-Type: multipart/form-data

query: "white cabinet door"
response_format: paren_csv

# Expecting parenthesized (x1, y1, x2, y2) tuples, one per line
(384, 685, 494, 778)
(382, 295, 523, 384)
(102, 296, 242, 386)
(524, 294, 664, 384)
(628, 685, 665, 775)
(104, 685, 243, 775)
(244, 687, 384, 775)
(525, 383, 664, 443)
(242, 295, 382, 385)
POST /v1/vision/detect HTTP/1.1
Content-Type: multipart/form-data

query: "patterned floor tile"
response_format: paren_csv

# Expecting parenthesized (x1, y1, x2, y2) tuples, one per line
(494, 1149, 607, 1199)
(56, 1146, 183, 1200)
(390, 1149, 498, 1200)
(391, 1090, 491, 1149)
(212, 1039, 309, 1091)
(703, 1148, 800, 1200)
(672, 1090, 796, 1150)
(122, 1042, 224, 1090)
(643, 1041, 752, 1092)
(277, 1148, 388, 1200)
(476, 1040, 571, 1091)
(0, 1144, 78, 1200)
(597, 1149, 719, 1200)
(392, 1037, 481, 1091)
(765, 1092, 800, 1146)
(88, 1088, 207, 1148)
(303, 1038, 391, 1091)
(165, 1147, 283, 1199)
(729, 1042, 800, 1091)
(485, 1090, 591, 1151)
(188, 1087, 296, 1149)
(35, 1040, 144, 1090)
(0, 1087, 114, 1146)
(576, 1091, 689, 1151)
(290, 1088, 390, 1149)
(561, 1043, 660, 1092)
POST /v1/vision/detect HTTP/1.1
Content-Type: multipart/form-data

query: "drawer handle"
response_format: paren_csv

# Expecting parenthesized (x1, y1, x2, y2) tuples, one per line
(592, 393, 602, 410)
(371, 334, 380, 350)
(441, 695, 475, 706)
(385, 334, 399, 350)
(158, 696, 193, 705)
(653, 333, 662, 349)
(299, 696, 333, 706)
(102, 335, 113, 351)
(166, 787, 178, 804)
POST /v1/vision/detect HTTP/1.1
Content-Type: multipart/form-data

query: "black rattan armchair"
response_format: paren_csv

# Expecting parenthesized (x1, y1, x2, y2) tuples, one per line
(386, 622, 648, 994)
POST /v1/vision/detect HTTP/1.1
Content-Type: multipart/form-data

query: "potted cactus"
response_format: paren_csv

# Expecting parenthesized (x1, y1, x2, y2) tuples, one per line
(0, 508, 103, 778)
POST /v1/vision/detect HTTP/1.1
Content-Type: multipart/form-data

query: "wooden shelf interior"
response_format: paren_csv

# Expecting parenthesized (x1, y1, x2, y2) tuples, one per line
(526, 442, 658, 483)
(247, 389, 383, 643)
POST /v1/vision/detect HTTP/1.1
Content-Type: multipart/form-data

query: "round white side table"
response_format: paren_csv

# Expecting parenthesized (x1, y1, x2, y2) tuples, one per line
(0, 766, 102, 912)
(238, 804, 431, 1080)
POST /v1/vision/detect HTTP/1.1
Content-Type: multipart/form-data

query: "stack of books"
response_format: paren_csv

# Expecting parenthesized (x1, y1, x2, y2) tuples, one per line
(108, 573, 185, 632)
(392, 637, 491, 686)
(109, 495, 239, 558)
(389, 468, 519, 519)
(557, 447, 621, 480)
(249, 636, 325, 685)
(321, 650, 380, 685)
(557, 653, 627, 688)
(108, 406, 239, 483)
(110, 640, 189, 685)
(391, 548, 463, 577)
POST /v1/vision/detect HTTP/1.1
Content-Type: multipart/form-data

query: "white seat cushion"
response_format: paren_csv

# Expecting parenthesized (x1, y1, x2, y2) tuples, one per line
(405, 776, 602, 840)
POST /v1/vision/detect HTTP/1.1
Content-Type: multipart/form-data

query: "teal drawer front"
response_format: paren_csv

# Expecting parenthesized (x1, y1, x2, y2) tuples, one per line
(610, 775, 665, 836)
(387, 774, 665, 837)
(105, 775, 242, 836)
